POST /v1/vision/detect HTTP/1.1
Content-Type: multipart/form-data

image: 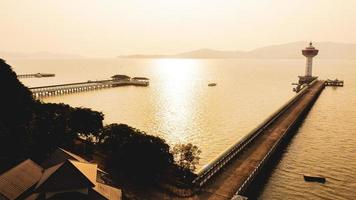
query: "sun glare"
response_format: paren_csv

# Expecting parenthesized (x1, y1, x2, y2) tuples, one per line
(152, 59, 202, 143)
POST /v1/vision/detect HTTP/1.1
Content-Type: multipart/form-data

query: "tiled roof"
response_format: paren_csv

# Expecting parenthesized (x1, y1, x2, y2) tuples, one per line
(0, 160, 43, 200)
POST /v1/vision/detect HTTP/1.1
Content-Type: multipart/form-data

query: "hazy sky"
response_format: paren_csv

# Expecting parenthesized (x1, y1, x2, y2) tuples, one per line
(1, 0, 356, 57)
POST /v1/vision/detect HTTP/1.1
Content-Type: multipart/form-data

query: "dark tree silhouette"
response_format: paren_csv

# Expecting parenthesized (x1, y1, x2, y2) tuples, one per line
(70, 107, 104, 138)
(0, 59, 36, 166)
(0, 59, 104, 167)
(99, 124, 174, 183)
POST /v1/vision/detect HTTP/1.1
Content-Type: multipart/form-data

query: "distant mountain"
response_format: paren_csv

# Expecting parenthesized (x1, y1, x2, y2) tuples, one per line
(119, 41, 356, 59)
(0, 51, 83, 59)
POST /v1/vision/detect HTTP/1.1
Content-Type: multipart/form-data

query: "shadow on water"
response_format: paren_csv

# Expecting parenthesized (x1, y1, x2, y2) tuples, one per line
(243, 97, 320, 200)
(243, 123, 304, 200)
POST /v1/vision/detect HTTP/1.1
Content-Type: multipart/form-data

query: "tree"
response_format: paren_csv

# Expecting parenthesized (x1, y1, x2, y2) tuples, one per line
(100, 124, 174, 183)
(28, 103, 76, 161)
(70, 107, 104, 140)
(0, 59, 105, 165)
(0, 59, 36, 166)
(172, 143, 201, 172)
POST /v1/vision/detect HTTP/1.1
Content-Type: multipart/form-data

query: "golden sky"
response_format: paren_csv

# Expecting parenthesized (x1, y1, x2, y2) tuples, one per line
(1, 0, 355, 57)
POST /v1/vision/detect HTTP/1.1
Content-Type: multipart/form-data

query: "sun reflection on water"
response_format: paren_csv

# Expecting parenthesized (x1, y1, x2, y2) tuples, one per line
(152, 59, 202, 144)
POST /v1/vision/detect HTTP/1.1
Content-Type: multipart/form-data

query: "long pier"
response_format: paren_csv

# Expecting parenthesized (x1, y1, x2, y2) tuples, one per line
(17, 73, 55, 78)
(29, 79, 148, 99)
(192, 80, 325, 200)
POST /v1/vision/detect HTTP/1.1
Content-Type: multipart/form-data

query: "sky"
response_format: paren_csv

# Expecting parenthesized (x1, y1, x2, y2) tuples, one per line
(1, 0, 356, 57)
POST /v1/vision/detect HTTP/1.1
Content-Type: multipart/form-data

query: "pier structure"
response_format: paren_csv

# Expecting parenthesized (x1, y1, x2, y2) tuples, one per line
(193, 80, 325, 199)
(17, 73, 55, 78)
(325, 79, 344, 87)
(30, 78, 148, 99)
(187, 43, 342, 200)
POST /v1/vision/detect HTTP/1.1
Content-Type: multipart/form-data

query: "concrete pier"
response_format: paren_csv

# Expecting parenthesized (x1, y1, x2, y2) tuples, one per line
(193, 80, 325, 200)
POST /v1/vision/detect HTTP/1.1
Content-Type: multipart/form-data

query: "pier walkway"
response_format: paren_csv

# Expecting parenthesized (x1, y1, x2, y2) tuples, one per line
(29, 79, 148, 99)
(17, 73, 55, 78)
(192, 80, 325, 200)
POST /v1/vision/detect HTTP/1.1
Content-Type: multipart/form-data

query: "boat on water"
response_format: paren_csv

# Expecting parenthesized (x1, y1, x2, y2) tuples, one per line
(208, 83, 217, 87)
(303, 175, 326, 183)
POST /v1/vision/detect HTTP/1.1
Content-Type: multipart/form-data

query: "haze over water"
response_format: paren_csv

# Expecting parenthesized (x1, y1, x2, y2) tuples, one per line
(10, 58, 356, 199)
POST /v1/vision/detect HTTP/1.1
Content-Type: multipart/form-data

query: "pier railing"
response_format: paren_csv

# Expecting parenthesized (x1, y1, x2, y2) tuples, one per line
(192, 80, 317, 188)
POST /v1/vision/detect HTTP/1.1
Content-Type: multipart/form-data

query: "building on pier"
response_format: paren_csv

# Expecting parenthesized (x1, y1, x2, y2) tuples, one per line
(111, 74, 130, 81)
(293, 42, 320, 92)
(299, 42, 319, 84)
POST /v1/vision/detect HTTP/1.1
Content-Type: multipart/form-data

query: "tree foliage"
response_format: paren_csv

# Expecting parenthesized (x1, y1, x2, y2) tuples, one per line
(0, 59, 104, 165)
(172, 143, 201, 172)
(99, 124, 174, 183)
(70, 107, 104, 138)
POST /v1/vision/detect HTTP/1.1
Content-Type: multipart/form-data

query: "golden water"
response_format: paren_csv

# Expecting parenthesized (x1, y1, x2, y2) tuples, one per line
(10, 58, 356, 199)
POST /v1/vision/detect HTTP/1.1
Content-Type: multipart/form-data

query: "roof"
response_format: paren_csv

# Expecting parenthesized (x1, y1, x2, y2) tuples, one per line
(0, 159, 43, 200)
(94, 183, 121, 200)
(69, 160, 97, 184)
(70, 161, 121, 199)
(41, 148, 88, 168)
(24, 193, 39, 200)
(35, 160, 95, 192)
(0, 149, 121, 200)
(132, 77, 149, 80)
(111, 75, 130, 79)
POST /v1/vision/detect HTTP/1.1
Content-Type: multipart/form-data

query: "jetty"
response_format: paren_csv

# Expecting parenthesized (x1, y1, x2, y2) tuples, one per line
(17, 73, 55, 78)
(188, 43, 343, 199)
(29, 75, 149, 99)
(193, 79, 324, 199)
(325, 79, 344, 87)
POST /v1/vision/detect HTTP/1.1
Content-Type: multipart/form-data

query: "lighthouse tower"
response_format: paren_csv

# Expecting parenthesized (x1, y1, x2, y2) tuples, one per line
(299, 42, 319, 84)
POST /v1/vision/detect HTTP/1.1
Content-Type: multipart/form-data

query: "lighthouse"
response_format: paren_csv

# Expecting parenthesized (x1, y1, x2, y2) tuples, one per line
(298, 42, 319, 84)
(302, 42, 318, 77)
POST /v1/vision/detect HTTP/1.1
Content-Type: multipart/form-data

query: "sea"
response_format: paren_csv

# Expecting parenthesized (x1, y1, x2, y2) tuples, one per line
(9, 58, 356, 200)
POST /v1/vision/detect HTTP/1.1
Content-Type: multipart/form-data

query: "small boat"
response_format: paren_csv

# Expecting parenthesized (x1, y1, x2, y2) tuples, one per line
(208, 83, 217, 87)
(303, 175, 326, 183)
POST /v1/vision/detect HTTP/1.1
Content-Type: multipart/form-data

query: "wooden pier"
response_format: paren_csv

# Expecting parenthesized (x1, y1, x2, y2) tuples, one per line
(17, 73, 55, 78)
(192, 80, 325, 200)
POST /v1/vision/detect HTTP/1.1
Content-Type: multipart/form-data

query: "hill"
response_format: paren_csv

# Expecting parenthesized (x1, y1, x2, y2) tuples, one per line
(119, 41, 356, 59)
(0, 51, 83, 59)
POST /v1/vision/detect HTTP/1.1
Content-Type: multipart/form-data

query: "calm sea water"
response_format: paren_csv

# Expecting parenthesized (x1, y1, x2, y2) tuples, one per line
(8, 58, 356, 199)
